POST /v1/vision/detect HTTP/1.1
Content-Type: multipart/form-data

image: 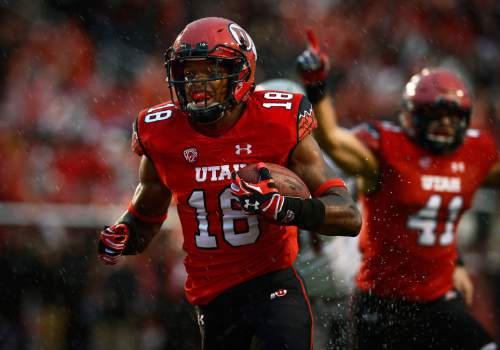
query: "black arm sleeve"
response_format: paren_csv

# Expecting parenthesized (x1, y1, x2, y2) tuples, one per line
(279, 197, 325, 231)
(120, 212, 160, 255)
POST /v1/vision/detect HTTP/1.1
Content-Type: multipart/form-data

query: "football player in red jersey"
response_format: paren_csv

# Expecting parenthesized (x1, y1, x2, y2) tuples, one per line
(297, 34, 500, 349)
(98, 18, 361, 350)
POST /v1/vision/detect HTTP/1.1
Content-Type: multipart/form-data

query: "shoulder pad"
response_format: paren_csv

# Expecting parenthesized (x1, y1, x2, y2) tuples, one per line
(133, 101, 179, 157)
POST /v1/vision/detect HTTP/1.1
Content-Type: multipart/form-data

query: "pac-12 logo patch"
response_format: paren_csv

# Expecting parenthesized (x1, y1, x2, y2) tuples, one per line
(183, 147, 198, 163)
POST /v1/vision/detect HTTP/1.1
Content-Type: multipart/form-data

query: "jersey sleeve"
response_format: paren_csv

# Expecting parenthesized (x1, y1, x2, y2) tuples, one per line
(297, 95, 317, 142)
(352, 122, 381, 155)
(131, 117, 145, 156)
(131, 102, 176, 158)
(475, 130, 499, 173)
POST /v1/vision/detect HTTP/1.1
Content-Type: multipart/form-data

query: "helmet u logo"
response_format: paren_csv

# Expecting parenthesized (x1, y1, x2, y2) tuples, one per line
(229, 23, 256, 56)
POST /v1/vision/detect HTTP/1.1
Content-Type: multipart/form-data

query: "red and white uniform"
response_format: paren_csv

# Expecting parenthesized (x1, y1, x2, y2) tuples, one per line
(133, 90, 316, 305)
(354, 121, 498, 301)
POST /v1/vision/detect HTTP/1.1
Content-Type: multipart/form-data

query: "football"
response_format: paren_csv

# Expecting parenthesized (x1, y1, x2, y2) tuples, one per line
(237, 162, 311, 198)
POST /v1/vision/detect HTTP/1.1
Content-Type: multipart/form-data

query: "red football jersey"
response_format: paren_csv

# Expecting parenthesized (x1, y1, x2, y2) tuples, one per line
(354, 121, 498, 301)
(133, 90, 316, 305)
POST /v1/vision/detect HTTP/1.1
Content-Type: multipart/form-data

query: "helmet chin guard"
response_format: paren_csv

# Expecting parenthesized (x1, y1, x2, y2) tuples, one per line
(187, 101, 226, 124)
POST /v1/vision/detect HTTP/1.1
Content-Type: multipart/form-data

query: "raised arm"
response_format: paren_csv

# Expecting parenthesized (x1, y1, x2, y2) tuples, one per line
(296, 32, 379, 192)
(98, 156, 172, 264)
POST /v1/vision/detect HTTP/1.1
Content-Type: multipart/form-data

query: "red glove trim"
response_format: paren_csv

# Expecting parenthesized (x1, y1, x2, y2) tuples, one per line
(127, 203, 167, 223)
(313, 179, 347, 197)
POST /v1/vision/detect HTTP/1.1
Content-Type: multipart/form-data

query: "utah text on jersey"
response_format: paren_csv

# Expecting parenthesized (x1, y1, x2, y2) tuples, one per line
(195, 163, 247, 182)
(421, 175, 461, 193)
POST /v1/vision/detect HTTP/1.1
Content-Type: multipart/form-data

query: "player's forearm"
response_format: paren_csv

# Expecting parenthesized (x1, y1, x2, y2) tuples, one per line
(313, 98, 378, 179)
(320, 132, 375, 178)
(315, 192, 361, 236)
(119, 163, 172, 254)
(115, 211, 163, 255)
(312, 96, 339, 147)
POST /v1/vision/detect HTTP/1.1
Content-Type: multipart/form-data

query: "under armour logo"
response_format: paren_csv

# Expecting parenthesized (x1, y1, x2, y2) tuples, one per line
(451, 161, 465, 173)
(235, 143, 252, 155)
(244, 199, 259, 210)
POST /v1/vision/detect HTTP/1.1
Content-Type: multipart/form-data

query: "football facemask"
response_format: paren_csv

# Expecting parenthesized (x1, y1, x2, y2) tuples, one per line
(410, 101, 470, 154)
(167, 54, 245, 123)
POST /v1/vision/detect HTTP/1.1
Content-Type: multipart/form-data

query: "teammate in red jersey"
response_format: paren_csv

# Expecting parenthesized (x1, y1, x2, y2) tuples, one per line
(98, 18, 361, 350)
(297, 32, 500, 349)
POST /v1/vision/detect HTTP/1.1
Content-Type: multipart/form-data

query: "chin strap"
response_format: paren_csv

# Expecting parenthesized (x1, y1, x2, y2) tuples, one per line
(188, 103, 226, 124)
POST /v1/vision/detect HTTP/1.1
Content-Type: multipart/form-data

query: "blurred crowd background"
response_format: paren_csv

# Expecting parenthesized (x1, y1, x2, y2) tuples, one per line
(0, 0, 499, 349)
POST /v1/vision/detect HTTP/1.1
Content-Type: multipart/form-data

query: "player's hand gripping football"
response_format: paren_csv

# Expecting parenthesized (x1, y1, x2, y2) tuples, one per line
(98, 223, 129, 265)
(296, 30, 330, 85)
(231, 163, 292, 224)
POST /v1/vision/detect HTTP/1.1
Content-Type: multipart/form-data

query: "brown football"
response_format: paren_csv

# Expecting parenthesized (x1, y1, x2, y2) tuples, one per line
(237, 163, 311, 198)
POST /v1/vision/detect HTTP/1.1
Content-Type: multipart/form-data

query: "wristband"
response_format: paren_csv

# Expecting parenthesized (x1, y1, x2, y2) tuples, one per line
(305, 81, 327, 104)
(280, 197, 325, 231)
(127, 203, 167, 224)
(456, 254, 465, 266)
(313, 179, 347, 197)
